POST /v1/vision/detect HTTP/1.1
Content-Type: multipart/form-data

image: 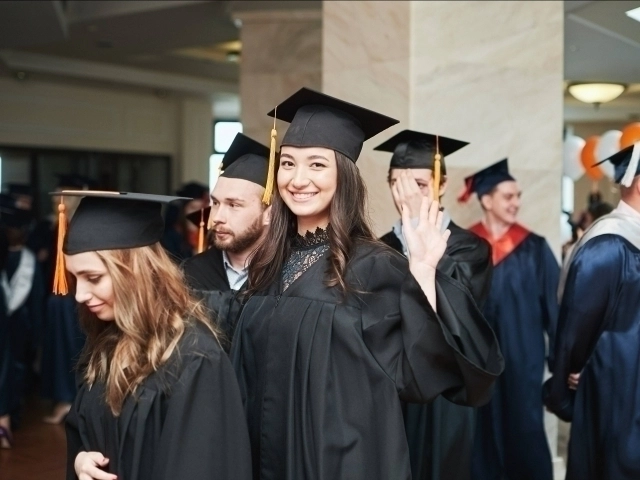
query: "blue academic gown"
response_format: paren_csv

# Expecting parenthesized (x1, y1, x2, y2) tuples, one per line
(544, 232, 640, 480)
(470, 224, 559, 480)
(40, 232, 85, 404)
(3, 250, 44, 424)
(0, 291, 9, 417)
(41, 294, 85, 403)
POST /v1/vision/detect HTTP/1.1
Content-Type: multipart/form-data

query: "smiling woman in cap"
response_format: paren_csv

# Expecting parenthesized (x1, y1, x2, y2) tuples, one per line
(53, 191, 251, 480)
(230, 87, 503, 480)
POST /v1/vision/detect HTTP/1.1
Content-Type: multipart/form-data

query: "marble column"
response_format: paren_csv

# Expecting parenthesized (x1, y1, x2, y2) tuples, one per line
(323, 1, 564, 477)
(323, 0, 564, 253)
(234, 8, 322, 144)
(179, 96, 213, 187)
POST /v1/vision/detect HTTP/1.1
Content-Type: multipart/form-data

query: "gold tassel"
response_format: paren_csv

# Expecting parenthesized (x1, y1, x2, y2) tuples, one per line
(53, 198, 68, 295)
(262, 107, 277, 205)
(432, 135, 442, 201)
(197, 208, 205, 254)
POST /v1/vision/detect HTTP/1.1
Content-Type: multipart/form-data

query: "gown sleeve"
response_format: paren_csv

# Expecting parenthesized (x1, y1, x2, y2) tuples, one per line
(543, 237, 622, 421)
(536, 239, 560, 370)
(438, 235, 493, 308)
(152, 349, 252, 480)
(65, 380, 86, 480)
(360, 253, 504, 408)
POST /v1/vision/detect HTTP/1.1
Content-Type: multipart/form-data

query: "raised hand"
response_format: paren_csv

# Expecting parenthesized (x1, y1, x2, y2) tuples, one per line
(402, 196, 450, 271)
(74, 451, 118, 480)
(391, 170, 426, 221)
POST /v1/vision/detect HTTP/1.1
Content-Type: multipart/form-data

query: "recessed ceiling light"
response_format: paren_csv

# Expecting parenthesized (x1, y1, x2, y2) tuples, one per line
(626, 7, 640, 22)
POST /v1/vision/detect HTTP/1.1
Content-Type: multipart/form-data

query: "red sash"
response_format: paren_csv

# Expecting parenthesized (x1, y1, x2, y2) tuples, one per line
(469, 222, 530, 266)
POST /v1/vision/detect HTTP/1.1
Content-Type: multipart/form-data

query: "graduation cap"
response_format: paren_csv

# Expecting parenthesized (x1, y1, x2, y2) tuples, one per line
(594, 141, 640, 186)
(375, 130, 469, 200)
(0, 193, 32, 229)
(263, 87, 399, 204)
(56, 174, 98, 190)
(49, 191, 188, 295)
(8, 183, 33, 197)
(176, 182, 209, 200)
(458, 159, 515, 203)
(219, 133, 270, 188)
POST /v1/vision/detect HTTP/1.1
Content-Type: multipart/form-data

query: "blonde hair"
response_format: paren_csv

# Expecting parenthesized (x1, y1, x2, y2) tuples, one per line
(78, 242, 218, 415)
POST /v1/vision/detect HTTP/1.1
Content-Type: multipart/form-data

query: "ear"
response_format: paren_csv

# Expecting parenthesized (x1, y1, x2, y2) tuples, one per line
(438, 176, 448, 197)
(262, 205, 272, 226)
(480, 193, 492, 211)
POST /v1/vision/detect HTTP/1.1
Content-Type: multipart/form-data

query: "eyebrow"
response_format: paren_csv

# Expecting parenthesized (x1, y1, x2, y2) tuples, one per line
(279, 153, 329, 161)
(75, 270, 102, 276)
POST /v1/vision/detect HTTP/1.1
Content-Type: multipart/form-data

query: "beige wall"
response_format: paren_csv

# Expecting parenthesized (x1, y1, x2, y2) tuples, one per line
(323, 1, 564, 253)
(0, 76, 212, 189)
(236, 9, 322, 144)
(323, 0, 411, 234)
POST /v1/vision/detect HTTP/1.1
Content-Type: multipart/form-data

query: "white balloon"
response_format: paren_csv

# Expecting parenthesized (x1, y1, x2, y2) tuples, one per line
(563, 134, 586, 181)
(596, 130, 622, 179)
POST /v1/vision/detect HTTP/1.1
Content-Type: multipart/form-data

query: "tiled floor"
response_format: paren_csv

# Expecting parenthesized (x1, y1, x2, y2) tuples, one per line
(0, 396, 572, 480)
(0, 397, 66, 480)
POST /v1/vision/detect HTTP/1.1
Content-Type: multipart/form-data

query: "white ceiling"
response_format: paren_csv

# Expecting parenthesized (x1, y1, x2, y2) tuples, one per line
(0, 1, 638, 122)
(564, 0, 640, 122)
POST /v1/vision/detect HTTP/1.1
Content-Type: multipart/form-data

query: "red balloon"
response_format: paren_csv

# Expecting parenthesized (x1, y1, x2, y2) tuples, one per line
(620, 123, 640, 149)
(581, 136, 603, 181)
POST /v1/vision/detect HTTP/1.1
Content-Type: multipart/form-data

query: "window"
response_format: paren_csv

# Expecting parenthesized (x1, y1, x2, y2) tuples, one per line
(210, 121, 242, 188)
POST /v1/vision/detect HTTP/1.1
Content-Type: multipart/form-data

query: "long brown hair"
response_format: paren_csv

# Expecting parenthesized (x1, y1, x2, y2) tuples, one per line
(248, 151, 377, 294)
(78, 242, 217, 415)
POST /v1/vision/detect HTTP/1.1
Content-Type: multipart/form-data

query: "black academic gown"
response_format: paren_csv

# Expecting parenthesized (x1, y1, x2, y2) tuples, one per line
(41, 233, 85, 404)
(3, 249, 44, 423)
(230, 241, 504, 480)
(380, 221, 493, 480)
(66, 321, 252, 480)
(0, 289, 10, 417)
(544, 234, 640, 480)
(182, 247, 245, 352)
(470, 229, 559, 480)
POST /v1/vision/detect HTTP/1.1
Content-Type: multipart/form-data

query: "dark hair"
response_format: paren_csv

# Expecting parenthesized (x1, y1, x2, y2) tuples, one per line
(588, 201, 614, 221)
(247, 151, 377, 295)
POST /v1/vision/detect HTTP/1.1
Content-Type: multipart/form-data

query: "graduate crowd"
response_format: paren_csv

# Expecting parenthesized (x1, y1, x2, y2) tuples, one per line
(1, 87, 640, 480)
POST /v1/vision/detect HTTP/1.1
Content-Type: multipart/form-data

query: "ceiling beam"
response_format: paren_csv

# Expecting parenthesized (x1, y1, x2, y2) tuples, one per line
(0, 50, 237, 96)
(64, 0, 209, 23)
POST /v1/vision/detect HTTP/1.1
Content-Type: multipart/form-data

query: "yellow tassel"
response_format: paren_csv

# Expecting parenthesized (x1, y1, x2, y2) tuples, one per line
(197, 209, 205, 254)
(53, 199, 68, 295)
(262, 108, 277, 205)
(433, 135, 442, 201)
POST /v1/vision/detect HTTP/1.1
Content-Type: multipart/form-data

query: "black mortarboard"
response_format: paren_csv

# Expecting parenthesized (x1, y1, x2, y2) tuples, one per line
(50, 191, 188, 295)
(0, 193, 32, 228)
(8, 183, 33, 197)
(267, 87, 399, 162)
(56, 191, 189, 255)
(374, 130, 469, 173)
(219, 133, 270, 187)
(176, 182, 209, 200)
(56, 174, 97, 190)
(458, 159, 515, 202)
(186, 206, 211, 228)
(594, 142, 640, 186)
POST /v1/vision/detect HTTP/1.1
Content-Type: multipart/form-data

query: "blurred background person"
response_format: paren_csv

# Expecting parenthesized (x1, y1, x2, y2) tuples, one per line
(40, 175, 95, 425)
(183, 133, 271, 351)
(161, 182, 209, 262)
(0, 194, 44, 445)
(460, 160, 560, 480)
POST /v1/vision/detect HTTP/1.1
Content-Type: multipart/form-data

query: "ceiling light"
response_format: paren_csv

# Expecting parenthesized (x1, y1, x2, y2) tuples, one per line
(567, 82, 626, 107)
(626, 7, 640, 22)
